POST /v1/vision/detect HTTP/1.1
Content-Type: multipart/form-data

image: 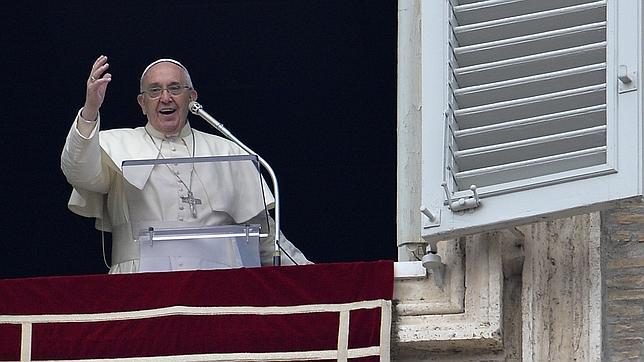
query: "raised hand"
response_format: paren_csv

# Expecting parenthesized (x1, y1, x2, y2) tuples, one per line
(81, 55, 112, 121)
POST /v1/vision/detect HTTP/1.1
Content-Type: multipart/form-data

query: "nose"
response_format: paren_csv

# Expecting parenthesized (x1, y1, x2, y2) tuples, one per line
(159, 88, 173, 102)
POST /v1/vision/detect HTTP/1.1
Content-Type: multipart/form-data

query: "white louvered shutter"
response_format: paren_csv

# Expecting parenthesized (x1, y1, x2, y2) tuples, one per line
(421, 0, 642, 241)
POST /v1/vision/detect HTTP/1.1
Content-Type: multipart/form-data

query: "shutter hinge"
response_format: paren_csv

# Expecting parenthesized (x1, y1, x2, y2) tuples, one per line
(442, 183, 481, 212)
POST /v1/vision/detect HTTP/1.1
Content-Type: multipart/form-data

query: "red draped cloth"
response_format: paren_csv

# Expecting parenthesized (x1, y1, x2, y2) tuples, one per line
(0, 261, 393, 361)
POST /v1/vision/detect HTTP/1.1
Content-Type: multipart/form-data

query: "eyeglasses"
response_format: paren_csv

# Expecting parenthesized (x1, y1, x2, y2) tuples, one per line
(139, 85, 192, 99)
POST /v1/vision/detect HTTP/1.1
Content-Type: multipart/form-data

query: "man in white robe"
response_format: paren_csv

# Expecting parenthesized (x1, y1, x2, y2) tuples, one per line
(61, 55, 310, 273)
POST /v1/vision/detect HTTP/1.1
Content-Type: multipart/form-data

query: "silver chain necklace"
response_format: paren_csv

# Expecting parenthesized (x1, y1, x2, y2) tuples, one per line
(145, 128, 202, 218)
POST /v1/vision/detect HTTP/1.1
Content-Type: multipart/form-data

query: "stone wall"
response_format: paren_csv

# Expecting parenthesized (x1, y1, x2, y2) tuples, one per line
(602, 203, 644, 361)
(520, 213, 602, 361)
(393, 213, 603, 360)
(393, 198, 644, 361)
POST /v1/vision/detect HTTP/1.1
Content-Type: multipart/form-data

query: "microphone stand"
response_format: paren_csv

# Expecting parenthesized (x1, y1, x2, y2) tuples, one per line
(189, 101, 282, 266)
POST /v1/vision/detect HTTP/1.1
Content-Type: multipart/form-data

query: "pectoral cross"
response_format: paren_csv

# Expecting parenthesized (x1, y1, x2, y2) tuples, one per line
(181, 191, 202, 218)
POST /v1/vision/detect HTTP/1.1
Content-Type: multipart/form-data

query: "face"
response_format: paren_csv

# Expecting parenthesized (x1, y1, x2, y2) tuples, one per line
(137, 62, 198, 135)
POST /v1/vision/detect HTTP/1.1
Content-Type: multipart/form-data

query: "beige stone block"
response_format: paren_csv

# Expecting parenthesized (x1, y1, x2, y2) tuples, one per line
(521, 213, 602, 361)
(611, 231, 644, 242)
(609, 322, 644, 335)
(606, 274, 644, 288)
(607, 256, 644, 269)
(613, 214, 644, 225)
(609, 337, 643, 349)
(394, 235, 504, 352)
(608, 289, 644, 301)
(611, 229, 637, 240)
(608, 350, 641, 361)
(607, 304, 643, 317)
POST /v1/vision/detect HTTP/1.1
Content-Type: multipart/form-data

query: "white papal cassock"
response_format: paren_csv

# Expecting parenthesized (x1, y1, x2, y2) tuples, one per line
(61, 110, 310, 273)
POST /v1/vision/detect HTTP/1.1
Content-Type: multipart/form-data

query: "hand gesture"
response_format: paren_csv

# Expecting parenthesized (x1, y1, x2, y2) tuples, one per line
(82, 55, 112, 121)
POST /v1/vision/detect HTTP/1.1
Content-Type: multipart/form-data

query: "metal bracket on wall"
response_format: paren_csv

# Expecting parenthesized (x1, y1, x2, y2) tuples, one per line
(420, 206, 440, 228)
(618, 64, 637, 93)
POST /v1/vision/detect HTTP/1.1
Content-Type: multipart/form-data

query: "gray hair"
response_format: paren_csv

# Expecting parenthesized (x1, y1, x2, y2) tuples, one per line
(139, 58, 194, 90)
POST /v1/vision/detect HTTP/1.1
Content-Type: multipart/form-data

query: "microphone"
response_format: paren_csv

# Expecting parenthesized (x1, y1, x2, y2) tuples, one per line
(189, 101, 283, 266)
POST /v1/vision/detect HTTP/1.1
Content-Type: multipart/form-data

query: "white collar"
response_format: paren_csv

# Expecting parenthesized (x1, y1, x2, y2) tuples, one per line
(145, 122, 193, 140)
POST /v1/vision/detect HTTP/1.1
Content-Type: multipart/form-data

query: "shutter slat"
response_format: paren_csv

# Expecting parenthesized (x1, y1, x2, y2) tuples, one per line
(454, 85, 605, 129)
(454, 22, 606, 66)
(456, 125, 606, 158)
(454, 147, 607, 188)
(454, 63, 606, 108)
(454, 0, 597, 25)
(454, 126, 606, 170)
(454, 105, 606, 149)
(454, 1, 606, 45)
(454, 42, 606, 87)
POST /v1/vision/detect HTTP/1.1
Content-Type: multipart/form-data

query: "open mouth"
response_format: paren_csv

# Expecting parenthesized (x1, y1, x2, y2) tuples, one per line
(159, 108, 177, 116)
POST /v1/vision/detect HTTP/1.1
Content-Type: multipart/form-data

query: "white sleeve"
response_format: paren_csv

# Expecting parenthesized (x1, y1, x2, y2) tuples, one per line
(60, 109, 111, 194)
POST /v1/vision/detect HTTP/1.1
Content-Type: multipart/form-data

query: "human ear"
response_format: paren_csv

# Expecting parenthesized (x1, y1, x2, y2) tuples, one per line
(137, 94, 146, 115)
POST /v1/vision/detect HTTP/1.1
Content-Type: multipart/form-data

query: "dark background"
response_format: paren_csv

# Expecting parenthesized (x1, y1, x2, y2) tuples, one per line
(0, 1, 397, 278)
